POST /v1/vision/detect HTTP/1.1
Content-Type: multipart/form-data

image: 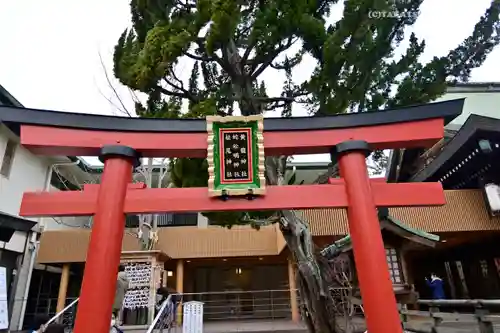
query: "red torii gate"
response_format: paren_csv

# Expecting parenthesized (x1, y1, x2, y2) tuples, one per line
(0, 99, 463, 333)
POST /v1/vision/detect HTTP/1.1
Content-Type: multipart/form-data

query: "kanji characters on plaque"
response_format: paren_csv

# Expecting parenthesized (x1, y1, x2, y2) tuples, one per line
(221, 130, 252, 182)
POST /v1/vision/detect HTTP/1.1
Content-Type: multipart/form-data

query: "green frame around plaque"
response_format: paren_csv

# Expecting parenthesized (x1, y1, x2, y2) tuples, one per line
(206, 115, 266, 197)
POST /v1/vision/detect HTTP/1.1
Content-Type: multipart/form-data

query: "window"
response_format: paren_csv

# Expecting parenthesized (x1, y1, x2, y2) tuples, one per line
(156, 213, 198, 227)
(386, 248, 403, 284)
(124, 213, 198, 228)
(0, 140, 16, 178)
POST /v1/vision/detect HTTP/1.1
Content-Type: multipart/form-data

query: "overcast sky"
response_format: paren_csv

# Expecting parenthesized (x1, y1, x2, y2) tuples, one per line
(1, 0, 499, 165)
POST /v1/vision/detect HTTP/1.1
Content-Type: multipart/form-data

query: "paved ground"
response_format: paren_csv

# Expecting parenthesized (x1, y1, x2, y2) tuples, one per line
(203, 320, 307, 332)
(120, 320, 307, 332)
(117, 318, 500, 332)
(11, 317, 500, 332)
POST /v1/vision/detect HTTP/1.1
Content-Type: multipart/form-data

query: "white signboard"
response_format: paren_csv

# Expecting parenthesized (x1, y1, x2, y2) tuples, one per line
(182, 301, 203, 333)
(0, 267, 9, 329)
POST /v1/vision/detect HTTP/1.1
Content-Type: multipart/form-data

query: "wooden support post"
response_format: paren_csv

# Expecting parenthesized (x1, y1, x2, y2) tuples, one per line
(287, 259, 300, 322)
(399, 249, 411, 286)
(56, 264, 70, 316)
(148, 257, 158, 325)
(176, 259, 184, 325)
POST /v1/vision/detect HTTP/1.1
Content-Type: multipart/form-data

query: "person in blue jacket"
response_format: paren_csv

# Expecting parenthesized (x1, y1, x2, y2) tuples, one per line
(426, 273, 445, 299)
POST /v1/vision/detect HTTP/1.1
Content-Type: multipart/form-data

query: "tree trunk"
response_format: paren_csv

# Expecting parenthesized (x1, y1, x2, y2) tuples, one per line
(228, 44, 345, 331)
(260, 151, 344, 333)
(280, 210, 342, 333)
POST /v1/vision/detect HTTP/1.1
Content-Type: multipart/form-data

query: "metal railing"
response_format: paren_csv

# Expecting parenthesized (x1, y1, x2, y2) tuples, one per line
(146, 295, 176, 333)
(400, 299, 500, 333)
(125, 213, 198, 228)
(181, 289, 294, 321)
(24, 296, 79, 330)
(46, 298, 79, 327)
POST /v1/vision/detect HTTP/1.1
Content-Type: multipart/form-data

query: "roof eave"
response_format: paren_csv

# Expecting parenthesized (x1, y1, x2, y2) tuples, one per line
(321, 215, 439, 256)
(0, 99, 465, 133)
(410, 114, 500, 182)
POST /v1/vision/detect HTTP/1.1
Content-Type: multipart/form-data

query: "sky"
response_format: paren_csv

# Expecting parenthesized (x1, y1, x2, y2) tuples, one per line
(1, 0, 499, 166)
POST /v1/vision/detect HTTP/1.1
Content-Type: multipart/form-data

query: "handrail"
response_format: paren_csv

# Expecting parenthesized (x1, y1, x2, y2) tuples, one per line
(401, 299, 500, 333)
(418, 299, 500, 306)
(181, 289, 296, 296)
(146, 295, 173, 333)
(181, 289, 296, 322)
(46, 297, 79, 326)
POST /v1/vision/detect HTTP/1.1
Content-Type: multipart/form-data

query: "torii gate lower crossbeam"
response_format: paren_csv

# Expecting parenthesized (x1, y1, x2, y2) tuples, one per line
(20, 181, 444, 216)
(9, 104, 463, 333)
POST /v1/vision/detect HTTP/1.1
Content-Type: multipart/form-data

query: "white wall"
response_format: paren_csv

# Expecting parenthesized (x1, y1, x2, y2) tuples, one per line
(42, 214, 91, 230)
(0, 124, 50, 252)
(436, 92, 500, 130)
(0, 125, 90, 235)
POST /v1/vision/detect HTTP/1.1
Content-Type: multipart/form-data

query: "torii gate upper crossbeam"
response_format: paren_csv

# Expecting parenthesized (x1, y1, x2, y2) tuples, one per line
(21, 118, 442, 157)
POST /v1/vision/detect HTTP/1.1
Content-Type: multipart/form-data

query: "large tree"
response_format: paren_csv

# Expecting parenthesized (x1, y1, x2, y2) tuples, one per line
(113, 1, 500, 332)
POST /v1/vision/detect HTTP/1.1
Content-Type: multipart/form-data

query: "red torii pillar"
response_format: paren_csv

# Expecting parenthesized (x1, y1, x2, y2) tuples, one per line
(73, 146, 140, 333)
(333, 140, 402, 333)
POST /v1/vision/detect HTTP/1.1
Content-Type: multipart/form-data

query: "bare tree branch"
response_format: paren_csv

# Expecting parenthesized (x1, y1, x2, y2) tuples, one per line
(157, 86, 195, 99)
(183, 50, 213, 62)
(168, 68, 186, 88)
(194, 37, 236, 77)
(96, 86, 129, 116)
(242, 34, 258, 64)
(127, 88, 141, 104)
(250, 37, 296, 79)
(98, 51, 133, 117)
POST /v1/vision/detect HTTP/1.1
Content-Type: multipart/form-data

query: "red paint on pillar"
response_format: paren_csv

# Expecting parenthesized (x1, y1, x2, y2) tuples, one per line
(338, 151, 403, 333)
(73, 157, 134, 333)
